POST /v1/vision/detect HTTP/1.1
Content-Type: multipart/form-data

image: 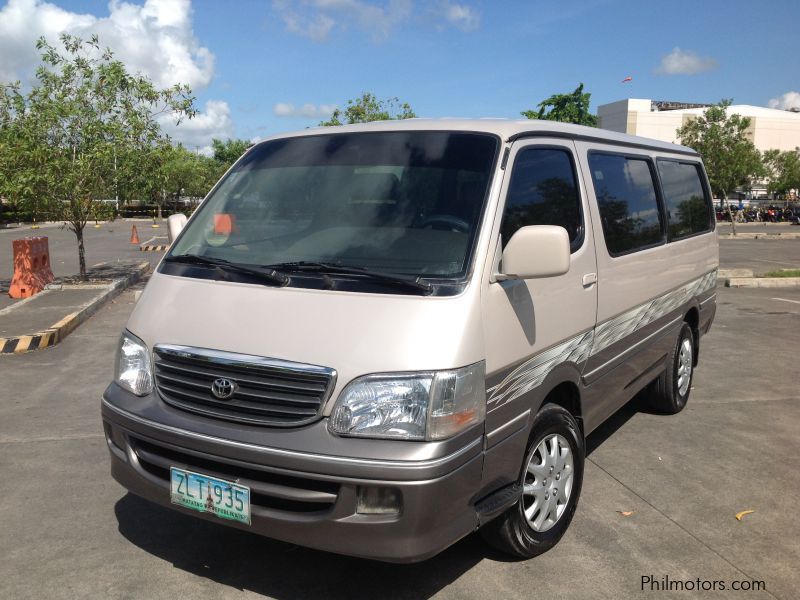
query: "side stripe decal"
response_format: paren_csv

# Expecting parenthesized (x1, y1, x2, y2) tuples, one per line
(591, 270, 717, 356)
(487, 269, 717, 409)
(488, 330, 593, 410)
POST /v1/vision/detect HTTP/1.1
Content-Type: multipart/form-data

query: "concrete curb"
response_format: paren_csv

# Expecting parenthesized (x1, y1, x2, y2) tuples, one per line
(719, 232, 800, 240)
(0, 261, 150, 355)
(139, 244, 169, 252)
(726, 277, 800, 288)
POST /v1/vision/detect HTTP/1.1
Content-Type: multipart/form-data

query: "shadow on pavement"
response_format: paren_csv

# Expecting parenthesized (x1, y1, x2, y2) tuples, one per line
(586, 393, 663, 456)
(115, 493, 489, 599)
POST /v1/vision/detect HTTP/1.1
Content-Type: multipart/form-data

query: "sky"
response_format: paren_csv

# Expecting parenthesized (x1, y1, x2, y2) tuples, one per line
(1, 0, 798, 154)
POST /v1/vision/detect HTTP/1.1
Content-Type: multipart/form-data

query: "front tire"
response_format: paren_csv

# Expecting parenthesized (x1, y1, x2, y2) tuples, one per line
(647, 322, 695, 414)
(480, 404, 584, 559)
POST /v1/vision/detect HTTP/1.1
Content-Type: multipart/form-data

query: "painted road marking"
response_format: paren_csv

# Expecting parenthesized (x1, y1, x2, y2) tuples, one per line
(141, 235, 168, 246)
(771, 297, 800, 305)
(750, 258, 796, 267)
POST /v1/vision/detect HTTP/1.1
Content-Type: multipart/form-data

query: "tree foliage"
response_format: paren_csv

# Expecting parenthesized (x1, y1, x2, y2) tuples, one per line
(763, 148, 800, 199)
(319, 92, 416, 126)
(211, 137, 252, 166)
(0, 34, 196, 278)
(152, 143, 223, 204)
(676, 100, 764, 200)
(521, 83, 598, 126)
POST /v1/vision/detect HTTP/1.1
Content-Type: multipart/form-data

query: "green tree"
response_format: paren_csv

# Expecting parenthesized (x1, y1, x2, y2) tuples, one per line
(0, 83, 51, 224)
(319, 92, 416, 126)
(676, 100, 764, 235)
(3, 34, 195, 278)
(763, 148, 800, 200)
(211, 138, 252, 168)
(151, 143, 221, 211)
(521, 83, 598, 126)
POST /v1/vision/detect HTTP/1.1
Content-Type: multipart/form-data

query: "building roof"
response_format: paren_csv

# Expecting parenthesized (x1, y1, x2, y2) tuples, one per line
(257, 118, 698, 156)
(676, 104, 800, 119)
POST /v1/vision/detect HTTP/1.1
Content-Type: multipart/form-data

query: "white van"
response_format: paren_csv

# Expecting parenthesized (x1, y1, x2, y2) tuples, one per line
(103, 119, 718, 562)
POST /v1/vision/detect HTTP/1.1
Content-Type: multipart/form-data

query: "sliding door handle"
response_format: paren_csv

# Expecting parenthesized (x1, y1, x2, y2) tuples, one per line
(582, 273, 597, 287)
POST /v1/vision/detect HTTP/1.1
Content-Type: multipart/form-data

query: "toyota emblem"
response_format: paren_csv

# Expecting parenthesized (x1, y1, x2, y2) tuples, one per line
(211, 377, 236, 400)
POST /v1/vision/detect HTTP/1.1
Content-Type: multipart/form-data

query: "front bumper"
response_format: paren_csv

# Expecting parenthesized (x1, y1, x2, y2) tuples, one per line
(101, 385, 484, 563)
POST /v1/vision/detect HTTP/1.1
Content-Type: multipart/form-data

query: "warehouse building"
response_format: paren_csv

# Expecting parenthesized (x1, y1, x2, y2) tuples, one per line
(597, 98, 800, 153)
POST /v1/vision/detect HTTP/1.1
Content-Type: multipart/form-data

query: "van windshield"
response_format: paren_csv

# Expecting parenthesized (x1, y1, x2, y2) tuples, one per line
(167, 131, 498, 287)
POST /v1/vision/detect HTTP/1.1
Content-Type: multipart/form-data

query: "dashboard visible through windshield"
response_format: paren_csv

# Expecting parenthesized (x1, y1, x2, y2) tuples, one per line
(164, 131, 499, 294)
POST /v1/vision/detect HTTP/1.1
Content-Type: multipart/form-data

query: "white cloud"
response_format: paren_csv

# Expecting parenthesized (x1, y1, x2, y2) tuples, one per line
(0, 1, 234, 153)
(273, 102, 337, 118)
(273, 0, 412, 42)
(656, 47, 718, 76)
(274, 0, 479, 41)
(0, 0, 214, 90)
(439, 1, 479, 31)
(282, 11, 336, 42)
(159, 99, 234, 155)
(768, 91, 800, 111)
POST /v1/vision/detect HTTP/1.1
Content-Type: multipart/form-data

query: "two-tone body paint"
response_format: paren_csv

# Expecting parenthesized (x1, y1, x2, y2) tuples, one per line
(103, 119, 718, 562)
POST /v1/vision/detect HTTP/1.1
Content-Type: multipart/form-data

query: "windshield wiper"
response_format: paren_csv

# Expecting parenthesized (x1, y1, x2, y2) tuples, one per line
(264, 261, 434, 295)
(164, 254, 289, 287)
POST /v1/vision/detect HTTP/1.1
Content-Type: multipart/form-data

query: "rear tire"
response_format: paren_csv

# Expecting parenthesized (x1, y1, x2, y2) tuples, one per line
(648, 322, 695, 414)
(480, 404, 584, 559)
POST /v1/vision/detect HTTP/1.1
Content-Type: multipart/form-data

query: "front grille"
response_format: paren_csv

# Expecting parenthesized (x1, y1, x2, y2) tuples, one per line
(131, 436, 339, 513)
(153, 345, 336, 426)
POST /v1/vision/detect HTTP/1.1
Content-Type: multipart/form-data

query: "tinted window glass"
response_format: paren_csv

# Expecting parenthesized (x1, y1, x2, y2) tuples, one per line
(168, 132, 497, 281)
(657, 160, 711, 239)
(589, 154, 664, 255)
(501, 148, 582, 249)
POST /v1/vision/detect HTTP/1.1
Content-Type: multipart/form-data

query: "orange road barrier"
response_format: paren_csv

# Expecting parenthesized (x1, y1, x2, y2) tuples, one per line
(9, 236, 55, 299)
(130, 225, 140, 244)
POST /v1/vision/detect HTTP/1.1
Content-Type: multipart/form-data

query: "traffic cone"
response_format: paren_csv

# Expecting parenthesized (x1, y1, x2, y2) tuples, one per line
(130, 225, 140, 245)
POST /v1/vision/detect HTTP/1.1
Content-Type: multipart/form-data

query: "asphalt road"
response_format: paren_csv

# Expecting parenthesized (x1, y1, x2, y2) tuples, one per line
(1, 279, 799, 598)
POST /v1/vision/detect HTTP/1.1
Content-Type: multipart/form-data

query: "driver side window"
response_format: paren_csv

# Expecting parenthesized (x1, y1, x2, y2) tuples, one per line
(501, 147, 583, 250)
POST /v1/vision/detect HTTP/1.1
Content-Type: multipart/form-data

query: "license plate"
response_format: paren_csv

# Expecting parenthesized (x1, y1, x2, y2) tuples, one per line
(170, 467, 251, 525)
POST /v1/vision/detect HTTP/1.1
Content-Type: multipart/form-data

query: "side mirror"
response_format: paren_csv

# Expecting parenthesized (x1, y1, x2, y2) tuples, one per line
(167, 213, 188, 243)
(500, 225, 570, 279)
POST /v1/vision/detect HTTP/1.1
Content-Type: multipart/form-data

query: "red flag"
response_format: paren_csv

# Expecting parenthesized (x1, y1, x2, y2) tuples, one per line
(621, 76, 633, 83)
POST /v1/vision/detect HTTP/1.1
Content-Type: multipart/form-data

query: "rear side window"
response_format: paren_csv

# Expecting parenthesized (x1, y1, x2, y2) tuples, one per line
(657, 160, 712, 239)
(501, 148, 582, 250)
(588, 153, 664, 255)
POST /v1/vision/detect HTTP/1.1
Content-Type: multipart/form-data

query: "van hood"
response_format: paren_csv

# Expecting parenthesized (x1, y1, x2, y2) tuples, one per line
(126, 271, 485, 414)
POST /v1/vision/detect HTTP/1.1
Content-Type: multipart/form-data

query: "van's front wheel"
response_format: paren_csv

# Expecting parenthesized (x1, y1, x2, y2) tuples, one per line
(647, 322, 695, 414)
(480, 404, 584, 559)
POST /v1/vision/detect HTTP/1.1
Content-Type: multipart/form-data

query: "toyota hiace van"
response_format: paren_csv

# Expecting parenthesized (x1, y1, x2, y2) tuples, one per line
(103, 119, 718, 561)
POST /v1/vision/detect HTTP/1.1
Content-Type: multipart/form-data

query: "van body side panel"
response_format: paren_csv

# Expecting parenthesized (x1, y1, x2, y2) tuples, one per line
(698, 287, 716, 334)
(574, 142, 719, 432)
(480, 139, 598, 480)
(479, 362, 583, 496)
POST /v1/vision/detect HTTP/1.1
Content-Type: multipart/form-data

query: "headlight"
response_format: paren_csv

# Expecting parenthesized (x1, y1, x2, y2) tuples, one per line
(114, 331, 153, 396)
(328, 362, 485, 441)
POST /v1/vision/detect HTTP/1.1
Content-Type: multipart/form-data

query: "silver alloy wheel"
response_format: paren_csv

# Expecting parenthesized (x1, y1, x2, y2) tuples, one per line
(677, 337, 693, 396)
(522, 433, 575, 533)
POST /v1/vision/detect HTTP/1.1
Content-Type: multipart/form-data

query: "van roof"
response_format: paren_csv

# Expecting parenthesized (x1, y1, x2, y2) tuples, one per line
(260, 118, 699, 157)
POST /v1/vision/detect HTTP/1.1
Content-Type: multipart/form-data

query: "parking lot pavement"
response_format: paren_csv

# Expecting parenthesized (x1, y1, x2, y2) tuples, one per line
(0, 284, 798, 599)
(719, 238, 800, 274)
(0, 220, 166, 291)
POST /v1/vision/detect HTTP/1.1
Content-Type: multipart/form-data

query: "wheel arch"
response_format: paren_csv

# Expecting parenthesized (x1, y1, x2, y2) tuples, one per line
(684, 305, 700, 365)
(530, 363, 584, 436)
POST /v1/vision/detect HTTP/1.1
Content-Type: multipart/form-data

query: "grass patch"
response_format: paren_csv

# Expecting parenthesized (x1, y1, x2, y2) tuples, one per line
(763, 269, 800, 278)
